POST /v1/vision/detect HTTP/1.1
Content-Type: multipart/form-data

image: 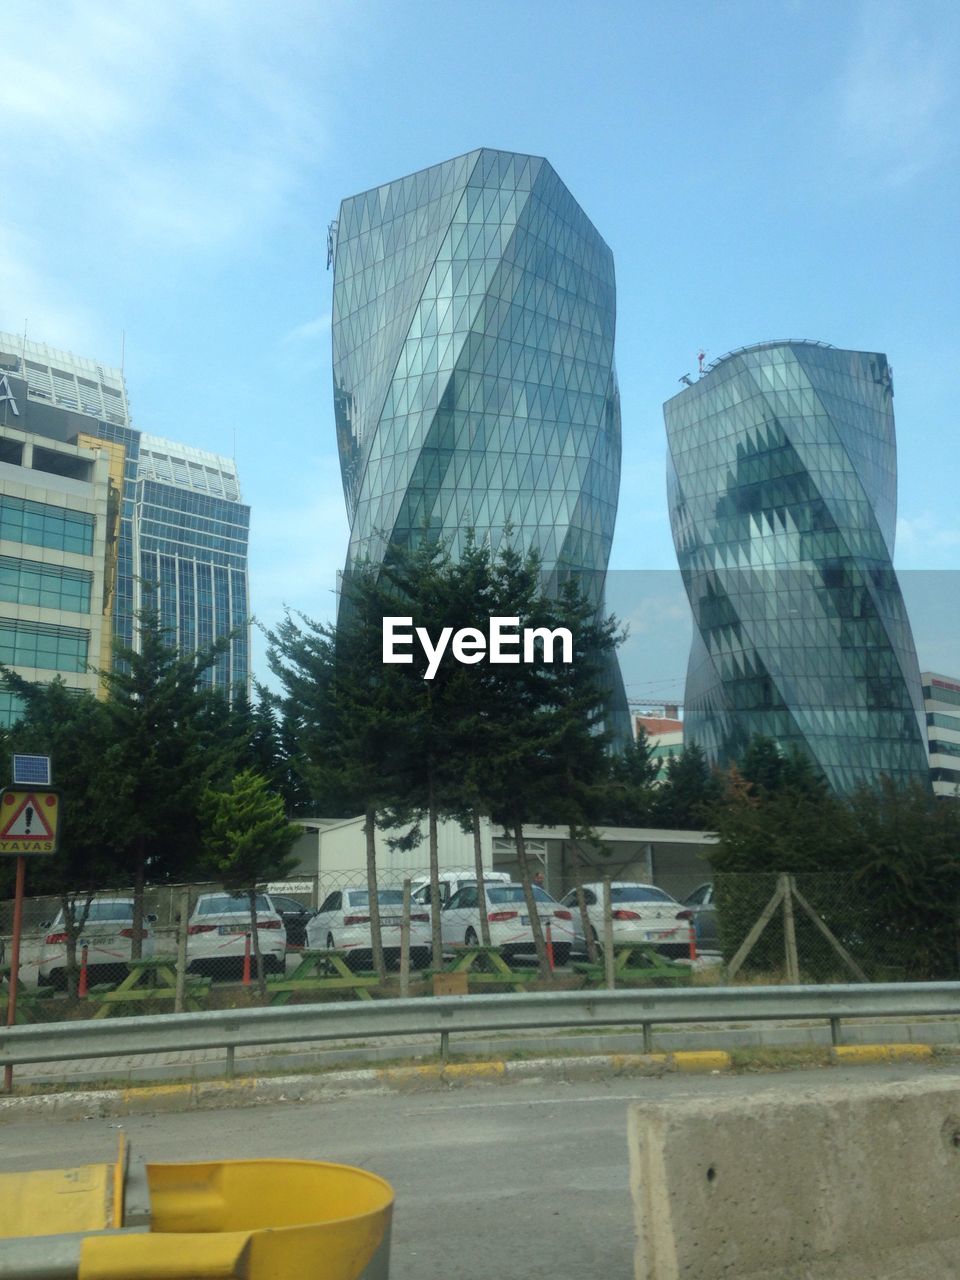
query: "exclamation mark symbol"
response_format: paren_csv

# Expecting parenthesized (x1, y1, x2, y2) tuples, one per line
(24, 806, 33, 833)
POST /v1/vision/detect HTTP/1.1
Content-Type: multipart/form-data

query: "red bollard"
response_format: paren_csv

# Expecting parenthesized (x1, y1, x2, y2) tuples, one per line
(688, 920, 698, 963)
(79, 944, 89, 998)
(242, 932, 252, 986)
(545, 921, 555, 972)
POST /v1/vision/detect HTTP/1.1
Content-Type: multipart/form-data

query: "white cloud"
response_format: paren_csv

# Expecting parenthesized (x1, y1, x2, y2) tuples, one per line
(0, 227, 100, 352)
(896, 513, 960, 566)
(834, 3, 954, 187)
(281, 314, 333, 345)
(0, 0, 351, 255)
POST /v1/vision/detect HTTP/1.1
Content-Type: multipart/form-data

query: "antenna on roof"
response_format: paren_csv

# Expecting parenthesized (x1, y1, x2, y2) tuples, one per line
(679, 374, 693, 387)
(120, 329, 125, 375)
(326, 219, 339, 270)
(697, 348, 707, 376)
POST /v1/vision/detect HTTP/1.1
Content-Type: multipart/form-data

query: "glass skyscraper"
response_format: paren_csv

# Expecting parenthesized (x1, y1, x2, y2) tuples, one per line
(665, 340, 929, 792)
(136, 436, 250, 694)
(331, 148, 628, 733)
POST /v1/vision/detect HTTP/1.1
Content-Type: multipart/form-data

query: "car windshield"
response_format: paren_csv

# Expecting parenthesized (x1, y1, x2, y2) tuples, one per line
(486, 885, 554, 904)
(610, 886, 676, 904)
(346, 890, 405, 907)
(197, 894, 272, 914)
(61, 901, 134, 923)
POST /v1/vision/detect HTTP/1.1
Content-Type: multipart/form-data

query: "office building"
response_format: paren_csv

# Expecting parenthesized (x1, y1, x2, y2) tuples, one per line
(664, 340, 929, 792)
(136, 436, 250, 692)
(0, 331, 249, 721)
(330, 148, 629, 735)
(921, 672, 960, 796)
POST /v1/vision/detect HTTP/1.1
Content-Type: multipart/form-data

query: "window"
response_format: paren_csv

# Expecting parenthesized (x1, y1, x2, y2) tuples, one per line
(345, 890, 405, 907)
(0, 496, 94, 554)
(197, 894, 270, 914)
(610, 886, 677, 904)
(319, 892, 342, 913)
(0, 620, 88, 672)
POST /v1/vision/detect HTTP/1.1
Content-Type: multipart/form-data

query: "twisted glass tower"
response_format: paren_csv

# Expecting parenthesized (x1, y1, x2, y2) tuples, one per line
(332, 148, 629, 734)
(665, 340, 929, 792)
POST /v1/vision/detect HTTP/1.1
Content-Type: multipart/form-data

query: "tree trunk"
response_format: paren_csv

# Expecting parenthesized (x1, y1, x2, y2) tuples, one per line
(248, 888, 267, 1000)
(472, 811, 491, 947)
(364, 805, 386, 981)
(568, 835, 598, 963)
(131, 840, 147, 961)
(428, 774, 442, 967)
(515, 817, 550, 978)
(61, 892, 91, 999)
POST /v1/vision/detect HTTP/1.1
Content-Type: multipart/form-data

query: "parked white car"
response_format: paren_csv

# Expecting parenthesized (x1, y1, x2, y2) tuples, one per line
(441, 882, 575, 965)
(560, 882, 688, 956)
(186, 892, 287, 977)
(37, 898, 156, 989)
(307, 887, 432, 970)
(409, 869, 513, 909)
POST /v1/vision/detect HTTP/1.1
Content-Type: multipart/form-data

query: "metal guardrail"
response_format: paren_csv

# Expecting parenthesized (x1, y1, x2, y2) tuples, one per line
(1, 983, 959, 1071)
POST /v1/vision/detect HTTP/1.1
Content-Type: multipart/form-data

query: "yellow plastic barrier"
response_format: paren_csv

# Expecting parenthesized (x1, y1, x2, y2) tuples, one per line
(79, 1159, 394, 1280)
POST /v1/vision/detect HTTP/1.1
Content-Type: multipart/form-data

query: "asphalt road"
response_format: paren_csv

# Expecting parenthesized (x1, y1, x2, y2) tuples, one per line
(2, 1061, 958, 1278)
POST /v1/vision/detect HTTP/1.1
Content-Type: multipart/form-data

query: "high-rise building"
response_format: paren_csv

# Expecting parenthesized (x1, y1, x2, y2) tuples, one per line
(0, 331, 249, 720)
(331, 148, 629, 734)
(664, 340, 929, 792)
(921, 672, 960, 796)
(136, 436, 250, 692)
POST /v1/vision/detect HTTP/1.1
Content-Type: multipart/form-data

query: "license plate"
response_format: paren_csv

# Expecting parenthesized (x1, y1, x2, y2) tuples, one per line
(219, 925, 249, 935)
(380, 917, 401, 927)
(79, 935, 114, 946)
(521, 916, 552, 926)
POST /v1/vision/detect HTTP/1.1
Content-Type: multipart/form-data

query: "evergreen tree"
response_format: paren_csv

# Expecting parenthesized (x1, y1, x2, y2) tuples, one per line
(100, 604, 233, 956)
(201, 768, 300, 996)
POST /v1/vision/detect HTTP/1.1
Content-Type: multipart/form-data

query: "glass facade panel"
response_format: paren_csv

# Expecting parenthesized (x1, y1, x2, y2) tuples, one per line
(664, 341, 929, 792)
(0, 619, 88, 672)
(0, 555, 92, 612)
(0, 495, 94, 555)
(332, 148, 629, 736)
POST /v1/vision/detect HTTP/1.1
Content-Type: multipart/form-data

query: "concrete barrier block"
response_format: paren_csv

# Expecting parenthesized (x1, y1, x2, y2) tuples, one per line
(628, 1077, 960, 1279)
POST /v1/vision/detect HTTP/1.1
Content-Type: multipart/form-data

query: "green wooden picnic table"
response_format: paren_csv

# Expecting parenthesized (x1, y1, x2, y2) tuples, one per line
(0, 962, 55, 1023)
(572, 943, 692, 986)
(88, 957, 211, 1018)
(431, 944, 541, 992)
(268, 949, 380, 1003)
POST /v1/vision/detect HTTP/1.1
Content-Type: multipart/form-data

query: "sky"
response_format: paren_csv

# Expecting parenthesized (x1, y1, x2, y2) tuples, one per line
(1, 0, 957, 705)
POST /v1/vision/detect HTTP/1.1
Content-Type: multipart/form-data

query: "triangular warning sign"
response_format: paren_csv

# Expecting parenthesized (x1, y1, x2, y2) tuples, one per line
(0, 792, 55, 840)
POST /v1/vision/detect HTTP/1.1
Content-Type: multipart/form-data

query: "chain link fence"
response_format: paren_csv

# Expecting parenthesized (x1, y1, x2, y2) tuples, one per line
(2, 867, 955, 1024)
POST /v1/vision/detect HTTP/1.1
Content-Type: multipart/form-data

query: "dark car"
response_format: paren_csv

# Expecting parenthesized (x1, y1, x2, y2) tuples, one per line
(268, 894, 316, 948)
(684, 883, 718, 951)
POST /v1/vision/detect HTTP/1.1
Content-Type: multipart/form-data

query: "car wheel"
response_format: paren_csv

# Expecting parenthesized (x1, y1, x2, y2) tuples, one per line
(50, 969, 67, 992)
(326, 933, 335, 952)
(412, 947, 431, 970)
(465, 927, 478, 947)
(552, 944, 570, 967)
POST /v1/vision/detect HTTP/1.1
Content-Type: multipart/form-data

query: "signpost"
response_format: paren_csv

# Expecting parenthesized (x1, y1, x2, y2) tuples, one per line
(2, 756, 60, 1092)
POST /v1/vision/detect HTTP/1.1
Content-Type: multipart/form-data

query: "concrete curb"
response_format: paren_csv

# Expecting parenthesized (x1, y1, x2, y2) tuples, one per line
(0, 1044, 945, 1122)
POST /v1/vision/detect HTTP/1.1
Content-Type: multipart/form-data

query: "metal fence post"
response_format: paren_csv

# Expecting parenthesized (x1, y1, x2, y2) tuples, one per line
(781, 873, 800, 984)
(399, 879, 411, 999)
(174, 887, 189, 1015)
(602, 877, 615, 990)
